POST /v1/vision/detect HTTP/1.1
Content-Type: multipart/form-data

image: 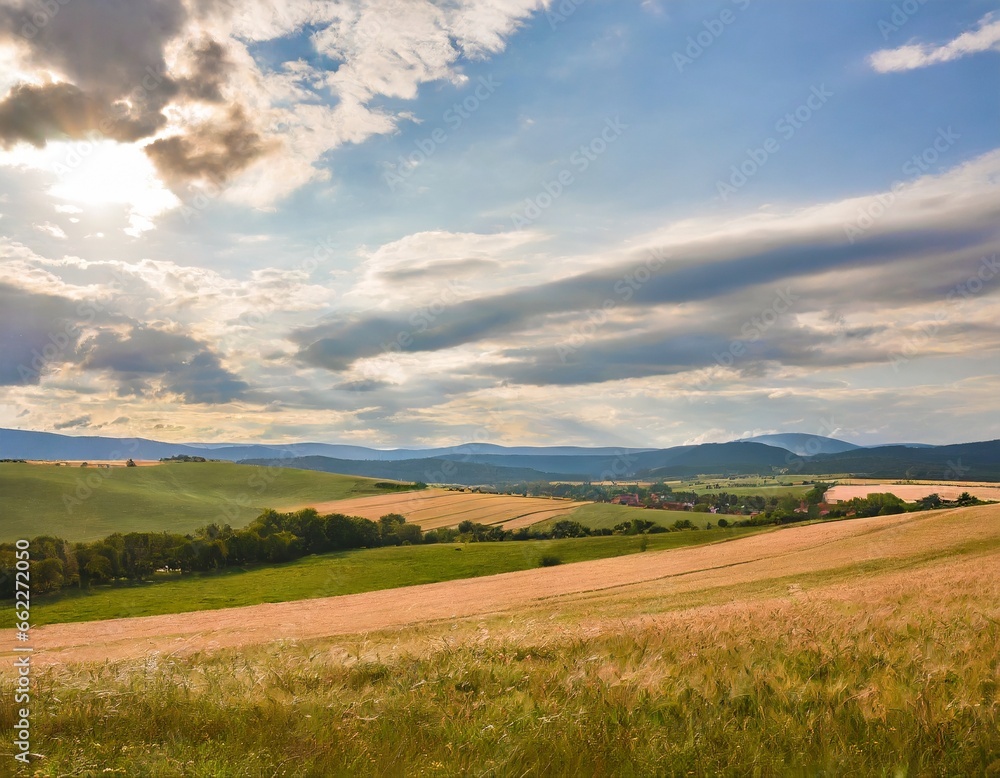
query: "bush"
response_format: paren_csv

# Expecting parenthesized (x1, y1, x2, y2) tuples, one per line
(539, 554, 562, 567)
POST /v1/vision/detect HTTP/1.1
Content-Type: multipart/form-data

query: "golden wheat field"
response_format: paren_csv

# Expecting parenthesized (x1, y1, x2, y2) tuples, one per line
(2, 505, 998, 775)
(290, 488, 588, 530)
(826, 483, 1000, 502)
(14, 503, 999, 668)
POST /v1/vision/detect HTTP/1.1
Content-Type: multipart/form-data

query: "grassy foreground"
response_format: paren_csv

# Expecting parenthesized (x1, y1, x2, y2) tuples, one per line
(6, 528, 764, 627)
(3, 541, 997, 775)
(0, 462, 399, 541)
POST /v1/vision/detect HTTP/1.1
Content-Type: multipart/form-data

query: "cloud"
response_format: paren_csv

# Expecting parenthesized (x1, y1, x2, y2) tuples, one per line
(80, 325, 249, 404)
(0, 0, 549, 214)
(0, 82, 107, 148)
(869, 13, 1000, 72)
(0, 0, 186, 140)
(35, 222, 67, 239)
(291, 151, 1000, 382)
(175, 38, 234, 104)
(0, 281, 89, 385)
(53, 414, 91, 430)
(145, 105, 275, 187)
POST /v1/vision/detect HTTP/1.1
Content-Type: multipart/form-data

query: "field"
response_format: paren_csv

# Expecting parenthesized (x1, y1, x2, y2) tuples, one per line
(0, 462, 402, 541)
(4, 528, 764, 628)
(546, 502, 709, 530)
(827, 482, 1000, 503)
(293, 488, 588, 530)
(2, 504, 997, 774)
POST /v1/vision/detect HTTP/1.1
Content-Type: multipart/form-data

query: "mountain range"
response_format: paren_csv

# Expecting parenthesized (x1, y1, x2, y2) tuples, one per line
(2, 428, 998, 484)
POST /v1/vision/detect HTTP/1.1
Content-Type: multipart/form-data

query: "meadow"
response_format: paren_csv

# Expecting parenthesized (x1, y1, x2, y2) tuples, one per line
(3, 505, 997, 775)
(1, 527, 763, 627)
(0, 462, 402, 541)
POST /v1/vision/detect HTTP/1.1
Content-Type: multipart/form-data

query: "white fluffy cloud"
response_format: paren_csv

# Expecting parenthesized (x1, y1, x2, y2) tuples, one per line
(0, 0, 546, 220)
(869, 13, 1000, 73)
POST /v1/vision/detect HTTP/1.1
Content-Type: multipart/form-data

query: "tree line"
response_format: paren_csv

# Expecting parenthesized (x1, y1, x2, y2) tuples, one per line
(0, 508, 698, 598)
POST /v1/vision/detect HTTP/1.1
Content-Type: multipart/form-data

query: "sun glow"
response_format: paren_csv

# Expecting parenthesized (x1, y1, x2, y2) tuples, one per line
(0, 139, 179, 236)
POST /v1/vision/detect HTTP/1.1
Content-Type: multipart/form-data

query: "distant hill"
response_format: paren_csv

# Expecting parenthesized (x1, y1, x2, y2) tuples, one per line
(0, 428, 652, 463)
(4, 427, 999, 483)
(436, 441, 794, 479)
(742, 434, 861, 456)
(799, 440, 1000, 481)
(240, 456, 580, 485)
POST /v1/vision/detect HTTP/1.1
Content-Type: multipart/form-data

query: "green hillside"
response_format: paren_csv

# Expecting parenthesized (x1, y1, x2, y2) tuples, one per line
(0, 462, 401, 542)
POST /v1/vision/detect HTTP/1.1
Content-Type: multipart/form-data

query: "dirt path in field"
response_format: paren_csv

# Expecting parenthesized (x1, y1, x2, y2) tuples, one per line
(9, 506, 999, 668)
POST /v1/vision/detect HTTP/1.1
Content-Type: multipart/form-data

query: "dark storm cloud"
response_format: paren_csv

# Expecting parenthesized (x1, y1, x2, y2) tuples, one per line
(0, 0, 187, 144)
(292, 215, 1000, 374)
(0, 2, 259, 184)
(80, 326, 249, 403)
(491, 323, 891, 387)
(0, 82, 103, 148)
(0, 282, 91, 385)
(53, 414, 91, 430)
(176, 38, 233, 104)
(145, 106, 273, 185)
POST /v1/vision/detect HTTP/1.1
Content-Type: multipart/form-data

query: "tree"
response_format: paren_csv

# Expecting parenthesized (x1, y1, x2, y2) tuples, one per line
(918, 493, 942, 509)
(84, 555, 113, 584)
(33, 558, 64, 593)
(126, 459, 137, 467)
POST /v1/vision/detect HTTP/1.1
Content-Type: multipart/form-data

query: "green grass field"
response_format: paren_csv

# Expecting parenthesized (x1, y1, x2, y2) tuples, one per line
(553, 502, 714, 530)
(6, 528, 765, 627)
(0, 462, 401, 542)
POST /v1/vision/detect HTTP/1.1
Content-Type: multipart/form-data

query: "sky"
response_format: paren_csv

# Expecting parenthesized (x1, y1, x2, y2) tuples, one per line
(0, 0, 998, 449)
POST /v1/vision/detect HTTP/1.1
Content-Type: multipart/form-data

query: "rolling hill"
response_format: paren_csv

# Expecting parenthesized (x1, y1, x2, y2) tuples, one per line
(742, 433, 861, 455)
(239, 455, 580, 484)
(0, 461, 404, 541)
(800, 440, 1000, 481)
(0, 428, 652, 463)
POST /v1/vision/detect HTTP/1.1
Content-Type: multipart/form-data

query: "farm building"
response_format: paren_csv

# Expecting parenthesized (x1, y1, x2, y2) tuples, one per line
(611, 493, 642, 506)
